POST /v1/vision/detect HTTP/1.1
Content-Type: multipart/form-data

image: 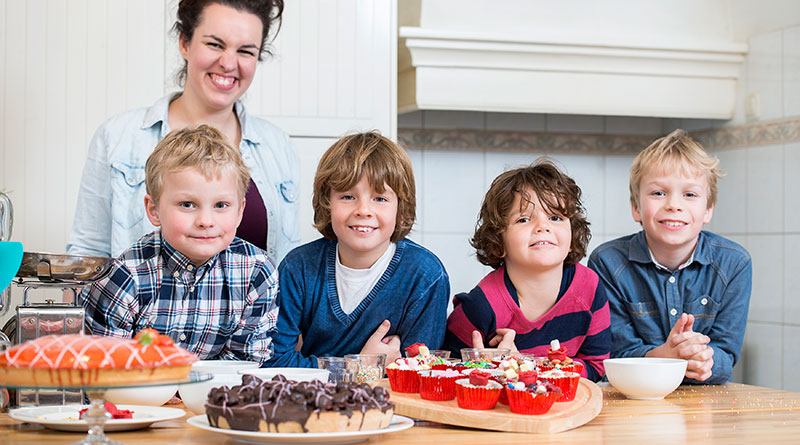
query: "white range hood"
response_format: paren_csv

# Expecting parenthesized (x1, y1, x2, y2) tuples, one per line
(398, 0, 748, 119)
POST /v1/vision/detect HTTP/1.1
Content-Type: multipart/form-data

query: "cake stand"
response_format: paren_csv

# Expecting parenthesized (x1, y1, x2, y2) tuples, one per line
(3, 371, 212, 444)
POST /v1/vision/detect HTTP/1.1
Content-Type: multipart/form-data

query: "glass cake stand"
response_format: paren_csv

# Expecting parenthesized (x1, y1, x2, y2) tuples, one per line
(2, 371, 212, 444)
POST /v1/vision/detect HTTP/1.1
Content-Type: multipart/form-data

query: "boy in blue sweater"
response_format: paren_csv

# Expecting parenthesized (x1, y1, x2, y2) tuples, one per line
(267, 131, 450, 368)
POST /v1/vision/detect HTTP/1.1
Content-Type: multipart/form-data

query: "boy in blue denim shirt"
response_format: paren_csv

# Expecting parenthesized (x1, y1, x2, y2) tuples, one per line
(588, 130, 751, 384)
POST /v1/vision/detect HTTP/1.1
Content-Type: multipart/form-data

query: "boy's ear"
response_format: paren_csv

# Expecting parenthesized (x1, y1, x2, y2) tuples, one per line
(631, 202, 643, 223)
(703, 203, 714, 224)
(144, 194, 162, 227)
(236, 198, 246, 226)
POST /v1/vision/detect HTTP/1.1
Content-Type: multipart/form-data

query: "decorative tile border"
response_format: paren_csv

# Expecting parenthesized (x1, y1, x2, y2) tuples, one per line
(398, 116, 800, 154)
(398, 129, 653, 154)
(695, 117, 800, 151)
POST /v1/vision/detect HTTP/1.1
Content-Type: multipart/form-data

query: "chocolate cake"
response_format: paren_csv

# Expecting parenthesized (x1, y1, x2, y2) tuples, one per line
(205, 374, 395, 433)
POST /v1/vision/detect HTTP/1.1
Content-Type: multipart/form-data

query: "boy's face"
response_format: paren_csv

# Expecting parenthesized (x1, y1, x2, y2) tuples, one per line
(145, 167, 244, 265)
(329, 173, 398, 269)
(502, 189, 572, 273)
(632, 166, 713, 258)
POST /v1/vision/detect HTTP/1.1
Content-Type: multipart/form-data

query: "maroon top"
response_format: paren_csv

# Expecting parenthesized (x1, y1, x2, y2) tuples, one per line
(236, 179, 268, 251)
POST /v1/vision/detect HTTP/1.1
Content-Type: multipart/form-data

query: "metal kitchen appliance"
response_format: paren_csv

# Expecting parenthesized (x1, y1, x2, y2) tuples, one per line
(1, 251, 114, 407)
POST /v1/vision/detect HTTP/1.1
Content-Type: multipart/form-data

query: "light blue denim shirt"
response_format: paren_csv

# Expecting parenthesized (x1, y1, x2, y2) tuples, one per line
(67, 93, 300, 263)
(588, 230, 752, 384)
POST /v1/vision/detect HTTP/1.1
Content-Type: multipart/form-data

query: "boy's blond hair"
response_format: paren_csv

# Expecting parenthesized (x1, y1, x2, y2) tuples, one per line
(630, 129, 723, 210)
(145, 125, 250, 204)
(312, 131, 416, 242)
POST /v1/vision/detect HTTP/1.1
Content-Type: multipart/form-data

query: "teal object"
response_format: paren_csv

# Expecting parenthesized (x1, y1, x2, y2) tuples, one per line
(0, 241, 23, 292)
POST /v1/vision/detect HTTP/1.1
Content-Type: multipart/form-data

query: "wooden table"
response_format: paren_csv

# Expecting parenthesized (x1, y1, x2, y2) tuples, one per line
(2, 383, 800, 443)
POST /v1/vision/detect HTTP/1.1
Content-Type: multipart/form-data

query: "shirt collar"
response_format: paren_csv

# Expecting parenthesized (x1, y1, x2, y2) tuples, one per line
(628, 230, 712, 269)
(157, 230, 218, 275)
(141, 93, 262, 147)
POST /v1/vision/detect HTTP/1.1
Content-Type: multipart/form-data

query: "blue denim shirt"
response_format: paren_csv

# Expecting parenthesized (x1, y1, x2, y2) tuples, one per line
(67, 94, 300, 263)
(588, 230, 751, 384)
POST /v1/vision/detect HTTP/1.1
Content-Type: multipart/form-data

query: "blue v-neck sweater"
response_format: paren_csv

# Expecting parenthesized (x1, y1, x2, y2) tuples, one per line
(266, 238, 450, 368)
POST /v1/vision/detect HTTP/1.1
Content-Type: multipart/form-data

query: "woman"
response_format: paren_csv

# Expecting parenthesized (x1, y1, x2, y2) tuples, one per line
(67, 0, 299, 263)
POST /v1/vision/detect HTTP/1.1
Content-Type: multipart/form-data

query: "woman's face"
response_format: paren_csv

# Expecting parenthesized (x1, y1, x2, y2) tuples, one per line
(179, 3, 263, 112)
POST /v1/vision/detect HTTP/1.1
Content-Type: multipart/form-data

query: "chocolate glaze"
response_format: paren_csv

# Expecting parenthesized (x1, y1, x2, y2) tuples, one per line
(205, 374, 394, 432)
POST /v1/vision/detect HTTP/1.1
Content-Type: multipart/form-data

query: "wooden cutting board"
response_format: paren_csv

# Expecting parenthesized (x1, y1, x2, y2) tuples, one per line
(380, 378, 602, 433)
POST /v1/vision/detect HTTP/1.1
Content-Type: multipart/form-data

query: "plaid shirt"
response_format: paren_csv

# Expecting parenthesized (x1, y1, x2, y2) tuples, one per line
(81, 230, 279, 365)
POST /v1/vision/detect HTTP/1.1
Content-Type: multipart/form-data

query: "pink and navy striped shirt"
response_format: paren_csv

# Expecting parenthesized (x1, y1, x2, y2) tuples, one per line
(443, 263, 610, 381)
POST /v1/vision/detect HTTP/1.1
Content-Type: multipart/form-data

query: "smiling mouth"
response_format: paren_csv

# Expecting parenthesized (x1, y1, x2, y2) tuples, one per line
(530, 241, 555, 247)
(209, 73, 237, 89)
(660, 220, 687, 227)
(350, 226, 376, 233)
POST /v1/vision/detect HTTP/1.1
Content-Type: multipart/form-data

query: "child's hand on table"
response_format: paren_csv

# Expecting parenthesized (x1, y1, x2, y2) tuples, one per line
(361, 319, 401, 364)
(647, 313, 714, 380)
(471, 329, 519, 354)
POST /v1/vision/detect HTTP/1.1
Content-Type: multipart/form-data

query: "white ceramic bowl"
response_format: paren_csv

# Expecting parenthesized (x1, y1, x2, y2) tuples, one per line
(179, 373, 243, 415)
(604, 357, 688, 400)
(239, 367, 330, 382)
(190, 359, 260, 375)
(105, 384, 178, 406)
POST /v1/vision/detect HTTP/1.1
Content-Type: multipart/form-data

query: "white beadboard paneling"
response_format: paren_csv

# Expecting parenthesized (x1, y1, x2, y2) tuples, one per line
(423, 232, 492, 309)
(86, 0, 108, 142)
(423, 150, 484, 233)
(605, 116, 662, 136)
(105, 1, 127, 115)
(335, 0, 357, 118)
(785, 26, 800, 118)
(0, 0, 5, 194)
(603, 155, 641, 237)
(784, 235, 800, 326)
(740, 322, 782, 388)
(485, 112, 546, 132)
(747, 234, 783, 324)
(5, 0, 24, 241)
(746, 144, 783, 233)
(25, 0, 47, 251)
(784, 325, 800, 391)
(297, 0, 319, 117)
(546, 114, 604, 134)
(785, 143, 800, 232)
(315, 0, 337, 117)
(747, 30, 783, 121)
(423, 110, 484, 130)
(45, 0, 68, 248)
(713, 148, 748, 234)
(291, 137, 335, 245)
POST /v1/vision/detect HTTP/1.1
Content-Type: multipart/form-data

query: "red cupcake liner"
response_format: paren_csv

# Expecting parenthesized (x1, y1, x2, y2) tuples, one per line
(498, 386, 509, 405)
(418, 374, 459, 401)
(539, 361, 584, 375)
(387, 368, 420, 393)
(541, 374, 580, 402)
(506, 388, 557, 415)
(431, 363, 450, 371)
(455, 379, 501, 410)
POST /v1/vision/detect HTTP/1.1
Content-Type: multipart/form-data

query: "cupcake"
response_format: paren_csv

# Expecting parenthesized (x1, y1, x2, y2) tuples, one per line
(495, 368, 538, 405)
(404, 343, 451, 370)
(455, 370, 502, 410)
(539, 368, 580, 402)
(538, 339, 584, 375)
(386, 357, 429, 393)
(452, 359, 496, 373)
(506, 380, 560, 415)
(418, 369, 462, 401)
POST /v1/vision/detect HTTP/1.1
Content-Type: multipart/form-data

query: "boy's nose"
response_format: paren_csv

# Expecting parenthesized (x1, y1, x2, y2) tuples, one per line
(196, 209, 215, 227)
(355, 200, 373, 217)
(665, 195, 683, 211)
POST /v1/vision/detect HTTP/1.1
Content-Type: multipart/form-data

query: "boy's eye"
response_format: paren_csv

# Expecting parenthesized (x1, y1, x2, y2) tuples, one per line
(374, 196, 389, 203)
(515, 216, 530, 224)
(179, 202, 195, 209)
(340, 194, 355, 201)
(685, 192, 698, 198)
(214, 202, 230, 209)
(549, 215, 564, 222)
(650, 190, 665, 197)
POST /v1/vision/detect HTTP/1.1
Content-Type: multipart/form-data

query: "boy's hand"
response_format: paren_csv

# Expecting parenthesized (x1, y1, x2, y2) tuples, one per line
(647, 313, 714, 379)
(471, 329, 519, 354)
(360, 320, 401, 364)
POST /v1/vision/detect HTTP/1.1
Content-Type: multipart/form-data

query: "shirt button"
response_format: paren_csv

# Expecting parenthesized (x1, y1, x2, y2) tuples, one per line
(187, 265, 194, 271)
(701, 297, 708, 305)
(172, 271, 180, 278)
(670, 308, 678, 316)
(179, 334, 186, 341)
(668, 276, 676, 284)
(189, 285, 195, 292)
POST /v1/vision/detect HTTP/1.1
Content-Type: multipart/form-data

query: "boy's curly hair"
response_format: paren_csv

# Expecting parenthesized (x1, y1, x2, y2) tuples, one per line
(472, 159, 590, 269)
(312, 131, 416, 242)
